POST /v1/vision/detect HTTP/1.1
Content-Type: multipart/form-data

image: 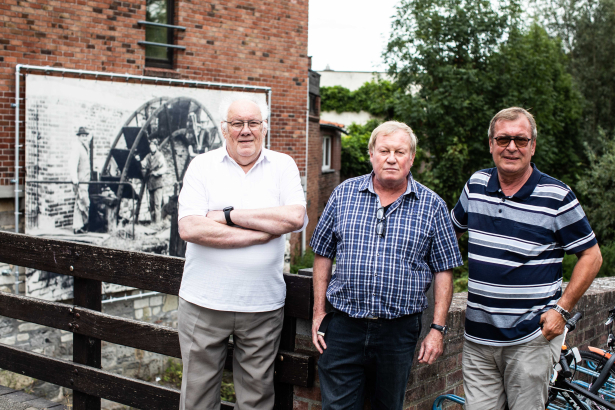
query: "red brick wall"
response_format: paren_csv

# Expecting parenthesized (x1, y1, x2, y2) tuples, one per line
(0, 0, 309, 187)
(293, 277, 615, 410)
(305, 115, 321, 245)
(305, 121, 341, 248)
(317, 128, 340, 216)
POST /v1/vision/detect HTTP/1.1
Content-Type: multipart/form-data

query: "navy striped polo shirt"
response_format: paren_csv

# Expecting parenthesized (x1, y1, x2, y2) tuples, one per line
(451, 164, 597, 346)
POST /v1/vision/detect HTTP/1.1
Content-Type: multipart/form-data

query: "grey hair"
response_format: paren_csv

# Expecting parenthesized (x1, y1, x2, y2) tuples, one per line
(488, 107, 537, 141)
(218, 94, 269, 122)
(368, 121, 418, 155)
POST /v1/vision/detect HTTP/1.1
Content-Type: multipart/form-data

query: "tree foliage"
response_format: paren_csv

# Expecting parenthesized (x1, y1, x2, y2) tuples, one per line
(384, 0, 585, 207)
(577, 131, 615, 243)
(340, 119, 381, 180)
(534, 0, 615, 144)
(320, 80, 402, 119)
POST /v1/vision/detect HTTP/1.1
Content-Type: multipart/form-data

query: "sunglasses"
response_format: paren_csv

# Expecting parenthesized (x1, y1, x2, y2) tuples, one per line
(376, 207, 387, 238)
(493, 136, 532, 148)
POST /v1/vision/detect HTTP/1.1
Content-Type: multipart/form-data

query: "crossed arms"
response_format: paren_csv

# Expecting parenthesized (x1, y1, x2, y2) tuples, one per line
(179, 205, 306, 248)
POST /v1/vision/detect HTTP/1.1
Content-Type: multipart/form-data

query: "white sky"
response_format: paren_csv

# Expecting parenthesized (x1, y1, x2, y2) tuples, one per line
(308, 0, 401, 72)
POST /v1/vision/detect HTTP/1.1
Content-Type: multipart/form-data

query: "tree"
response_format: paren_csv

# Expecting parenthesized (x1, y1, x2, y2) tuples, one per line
(534, 0, 615, 144)
(577, 131, 615, 243)
(384, 0, 585, 207)
(340, 119, 381, 180)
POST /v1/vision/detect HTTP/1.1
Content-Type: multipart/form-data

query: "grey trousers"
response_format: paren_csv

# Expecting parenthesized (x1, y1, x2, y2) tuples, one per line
(178, 298, 284, 410)
(462, 333, 564, 410)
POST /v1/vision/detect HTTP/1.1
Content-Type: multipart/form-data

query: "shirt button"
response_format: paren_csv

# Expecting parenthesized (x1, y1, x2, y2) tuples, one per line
(376, 252, 380, 256)
(499, 209, 502, 213)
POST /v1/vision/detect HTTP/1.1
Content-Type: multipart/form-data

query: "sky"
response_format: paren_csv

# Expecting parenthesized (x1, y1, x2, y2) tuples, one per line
(307, 0, 401, 72)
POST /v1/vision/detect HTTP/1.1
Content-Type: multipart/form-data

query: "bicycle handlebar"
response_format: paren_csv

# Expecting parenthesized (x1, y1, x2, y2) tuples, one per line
(566, 311, 583, 331)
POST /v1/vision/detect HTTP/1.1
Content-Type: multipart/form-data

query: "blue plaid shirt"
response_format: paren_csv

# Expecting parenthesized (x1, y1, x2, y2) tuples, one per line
(310, 172, 463, 319)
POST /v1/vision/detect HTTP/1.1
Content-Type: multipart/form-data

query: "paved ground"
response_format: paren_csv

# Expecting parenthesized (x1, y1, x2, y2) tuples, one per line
(0, 386, 65, 410)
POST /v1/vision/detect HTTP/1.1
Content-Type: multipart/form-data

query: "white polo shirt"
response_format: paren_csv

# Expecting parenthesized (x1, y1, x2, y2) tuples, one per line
(178, 147, 307, 312)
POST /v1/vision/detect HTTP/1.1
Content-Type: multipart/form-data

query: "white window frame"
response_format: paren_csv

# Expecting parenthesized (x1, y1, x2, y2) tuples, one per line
(322, 135, 331, 171)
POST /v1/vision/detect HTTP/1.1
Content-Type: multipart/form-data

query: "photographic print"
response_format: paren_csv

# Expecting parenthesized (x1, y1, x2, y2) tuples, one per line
(25, 74, 268, 300)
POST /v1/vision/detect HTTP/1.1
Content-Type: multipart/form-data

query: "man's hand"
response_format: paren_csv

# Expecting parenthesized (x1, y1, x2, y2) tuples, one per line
(418, 329, 444, 364)
(540, 309, 566, 341)
(206, 210, 226, 225)
(312, 310, 328, 354)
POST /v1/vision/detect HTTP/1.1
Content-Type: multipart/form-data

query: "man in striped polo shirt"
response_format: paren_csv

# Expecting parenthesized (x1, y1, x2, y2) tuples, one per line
(452, 107, 603, 410)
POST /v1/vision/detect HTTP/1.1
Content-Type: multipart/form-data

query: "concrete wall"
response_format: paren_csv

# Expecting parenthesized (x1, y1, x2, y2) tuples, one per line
(317, 71, 388, 92)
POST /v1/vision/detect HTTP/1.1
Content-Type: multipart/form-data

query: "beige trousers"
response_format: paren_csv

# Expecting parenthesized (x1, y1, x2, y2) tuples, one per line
(178, 298, 284, 410)
(463, 333, 564, 410)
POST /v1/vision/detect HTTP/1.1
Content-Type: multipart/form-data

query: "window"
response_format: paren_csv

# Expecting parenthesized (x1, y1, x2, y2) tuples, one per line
(140, 0, 184, 68)
(322, 136, 331, 171)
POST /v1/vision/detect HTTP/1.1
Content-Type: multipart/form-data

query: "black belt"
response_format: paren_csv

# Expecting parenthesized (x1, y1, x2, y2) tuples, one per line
(331, 307, 419, 322)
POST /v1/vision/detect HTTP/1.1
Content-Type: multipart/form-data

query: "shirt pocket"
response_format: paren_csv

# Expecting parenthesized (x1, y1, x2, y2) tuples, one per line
(512, 221, 554, 256)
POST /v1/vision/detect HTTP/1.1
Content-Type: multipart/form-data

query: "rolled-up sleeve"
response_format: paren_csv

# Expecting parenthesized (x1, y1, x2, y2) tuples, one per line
(178, 158, 209, 221)
(279, 155, 308, 232)
(428, 200, 463, 273)
(451, 182, 469, 233)
(309, 189, 338, 260)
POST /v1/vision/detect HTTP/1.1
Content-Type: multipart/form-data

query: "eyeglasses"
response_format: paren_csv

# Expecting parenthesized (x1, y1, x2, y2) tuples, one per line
(224, 120, 263, 131)
(376, 207, 387, 238)
(493, 136, 532, 148)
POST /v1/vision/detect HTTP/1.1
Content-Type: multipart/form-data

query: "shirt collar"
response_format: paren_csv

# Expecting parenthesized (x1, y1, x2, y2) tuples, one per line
(218, 145, 269, 167)
(487, 163, 541, 199)
(358, 171, 419, 199)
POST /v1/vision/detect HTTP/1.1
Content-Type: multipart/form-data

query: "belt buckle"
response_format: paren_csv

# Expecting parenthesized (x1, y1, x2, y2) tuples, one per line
(365, 314, 379, 320)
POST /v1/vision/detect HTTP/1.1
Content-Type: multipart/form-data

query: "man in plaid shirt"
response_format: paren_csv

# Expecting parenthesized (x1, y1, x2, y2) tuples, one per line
(310, 121, 463, 409)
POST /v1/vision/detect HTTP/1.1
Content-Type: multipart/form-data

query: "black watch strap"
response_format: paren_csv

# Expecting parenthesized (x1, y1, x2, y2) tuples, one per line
(430, 323, 448, 336)
(223, 206, 236, 227)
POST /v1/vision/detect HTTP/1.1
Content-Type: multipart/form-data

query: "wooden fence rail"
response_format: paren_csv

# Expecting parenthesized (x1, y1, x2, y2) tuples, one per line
(0, 231, 314, 410)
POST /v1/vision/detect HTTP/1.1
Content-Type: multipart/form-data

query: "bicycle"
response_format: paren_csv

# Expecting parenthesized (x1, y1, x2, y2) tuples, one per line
(432, 310, 615, 410)
(546, 311, 615, 410)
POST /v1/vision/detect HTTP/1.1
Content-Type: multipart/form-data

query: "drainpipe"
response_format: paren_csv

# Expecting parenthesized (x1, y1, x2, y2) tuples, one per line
(13, 65, 22, 294)
(302, 79, 310, 256)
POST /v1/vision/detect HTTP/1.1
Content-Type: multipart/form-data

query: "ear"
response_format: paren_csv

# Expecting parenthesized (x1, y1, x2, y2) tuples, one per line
(221, 121, 228, 137)
(489, 138, 494, 154)
(261, 120, 268, 136)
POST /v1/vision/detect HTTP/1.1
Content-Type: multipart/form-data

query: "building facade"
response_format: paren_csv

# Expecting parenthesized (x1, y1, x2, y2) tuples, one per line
(0, 0, 317, 258)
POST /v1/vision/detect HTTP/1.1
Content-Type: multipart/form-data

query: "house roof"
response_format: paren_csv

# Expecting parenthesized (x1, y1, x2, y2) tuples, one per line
(319, 119, 348, 134)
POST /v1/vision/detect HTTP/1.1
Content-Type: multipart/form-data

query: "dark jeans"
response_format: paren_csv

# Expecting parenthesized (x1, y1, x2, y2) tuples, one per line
(318, 311, 422, 410)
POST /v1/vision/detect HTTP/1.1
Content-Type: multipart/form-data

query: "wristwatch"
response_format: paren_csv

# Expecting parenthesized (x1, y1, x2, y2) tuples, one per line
(430, 323, 448, 336)
(552, 304, 571, 321)
(223, 206, 236, 227)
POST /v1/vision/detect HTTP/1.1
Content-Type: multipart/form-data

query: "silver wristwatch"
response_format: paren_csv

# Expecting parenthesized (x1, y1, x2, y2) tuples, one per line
(552, 304, 571, 321)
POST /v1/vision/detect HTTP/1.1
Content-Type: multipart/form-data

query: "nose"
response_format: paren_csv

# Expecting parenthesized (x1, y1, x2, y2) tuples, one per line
(239, 122, 252, 134)
(505, 139, 518, 151)
(386, 151, 396, 162)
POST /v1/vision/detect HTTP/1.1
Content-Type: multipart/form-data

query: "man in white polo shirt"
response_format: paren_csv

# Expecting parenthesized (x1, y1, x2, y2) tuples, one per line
(177, 98, 307, 410)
